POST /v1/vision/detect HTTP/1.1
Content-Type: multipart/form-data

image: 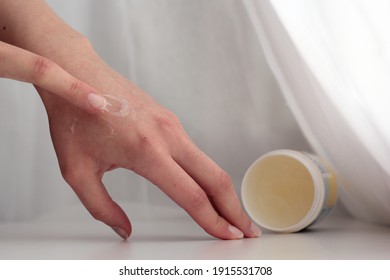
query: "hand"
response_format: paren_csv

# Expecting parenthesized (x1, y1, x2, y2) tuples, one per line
(0, 41, 106, 113)
(37, 43, 261, 240)
(0, 0, 260, 239)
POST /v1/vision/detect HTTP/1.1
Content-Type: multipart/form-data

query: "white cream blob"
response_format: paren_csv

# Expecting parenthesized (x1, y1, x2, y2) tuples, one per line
(102, 94, 129, 118)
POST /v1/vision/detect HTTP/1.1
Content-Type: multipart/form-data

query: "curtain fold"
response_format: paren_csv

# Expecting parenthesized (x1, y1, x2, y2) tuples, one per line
(244, 0, 390, 224)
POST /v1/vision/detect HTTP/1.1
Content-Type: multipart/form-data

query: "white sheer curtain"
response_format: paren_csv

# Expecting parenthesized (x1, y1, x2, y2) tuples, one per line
(0, 0, 308, 221)
(245, 0, 390, 224)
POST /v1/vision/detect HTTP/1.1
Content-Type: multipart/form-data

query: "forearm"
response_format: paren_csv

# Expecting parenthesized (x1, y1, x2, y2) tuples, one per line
(0, 0, 90, 63)
(0, 0, 113, 109)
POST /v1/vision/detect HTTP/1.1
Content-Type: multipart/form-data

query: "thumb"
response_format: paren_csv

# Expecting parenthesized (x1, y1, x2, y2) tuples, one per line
(62, 163, 132, 240)
(0, 41, 106, 113)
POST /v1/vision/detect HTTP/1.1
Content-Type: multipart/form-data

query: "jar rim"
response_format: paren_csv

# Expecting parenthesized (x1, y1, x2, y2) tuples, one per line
(241, 149, 326, 232)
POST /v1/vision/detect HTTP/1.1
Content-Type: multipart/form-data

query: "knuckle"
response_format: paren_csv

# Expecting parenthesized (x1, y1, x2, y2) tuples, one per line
(155, 111, 181, 133)
(165, 110, 180, 123)
(188, 188, 208, 210)
(31, 56, 52, 81)
(67, 80, 82, 98)
(87, 206, 110, 222)
(60, 164, 82, 187)
(219, 170, 232, 187)
(216, 171, 233, 194)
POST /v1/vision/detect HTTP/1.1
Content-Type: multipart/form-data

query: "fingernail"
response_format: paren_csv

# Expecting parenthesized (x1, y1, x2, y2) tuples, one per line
(88, 93, 107, 110)
(250, 222, 262, 237)
(112, 227, 129, 240)
(228, 225, 244, 239)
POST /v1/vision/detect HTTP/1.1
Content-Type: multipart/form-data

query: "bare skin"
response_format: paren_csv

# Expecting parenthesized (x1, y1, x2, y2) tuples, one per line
(0, 0, 261, 240)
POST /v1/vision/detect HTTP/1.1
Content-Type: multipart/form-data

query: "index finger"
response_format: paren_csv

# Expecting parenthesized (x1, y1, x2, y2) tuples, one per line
(0, 41, 106, 113)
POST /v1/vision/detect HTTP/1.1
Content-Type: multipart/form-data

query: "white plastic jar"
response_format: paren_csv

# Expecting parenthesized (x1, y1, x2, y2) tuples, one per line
(241, 149, 338, 232)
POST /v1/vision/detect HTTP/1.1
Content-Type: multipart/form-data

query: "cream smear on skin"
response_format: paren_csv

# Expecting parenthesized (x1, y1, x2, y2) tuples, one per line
(102, 94, 130, 118)
(69, 94, 129, 137)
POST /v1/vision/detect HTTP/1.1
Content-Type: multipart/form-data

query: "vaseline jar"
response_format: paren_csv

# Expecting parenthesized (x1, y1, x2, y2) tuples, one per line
(241, 149, 338, 232)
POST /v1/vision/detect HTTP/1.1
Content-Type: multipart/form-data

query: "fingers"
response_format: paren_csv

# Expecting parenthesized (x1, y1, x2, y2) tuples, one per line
(0, 41, 106, 113)
(173, 141, 262, 238)
(139, 155, 245, 240)
(61, 160, 132, 240)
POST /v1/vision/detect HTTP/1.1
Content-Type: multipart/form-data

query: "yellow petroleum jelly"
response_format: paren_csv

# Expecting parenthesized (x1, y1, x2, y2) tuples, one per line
(242, 150, 338, 232)
(244, 155, 315, 229)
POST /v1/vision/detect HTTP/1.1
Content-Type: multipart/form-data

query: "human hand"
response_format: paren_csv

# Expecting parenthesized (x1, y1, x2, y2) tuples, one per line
(0, 41, 106, 113)
(37, 44, 261, 240)
(0, 0, 261, 240)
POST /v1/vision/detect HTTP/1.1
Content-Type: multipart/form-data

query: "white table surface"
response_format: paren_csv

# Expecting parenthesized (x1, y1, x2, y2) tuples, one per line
(1, 202, 390, 260)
